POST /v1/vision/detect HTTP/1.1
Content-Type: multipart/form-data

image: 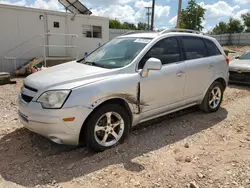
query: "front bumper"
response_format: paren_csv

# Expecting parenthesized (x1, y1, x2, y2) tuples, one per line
(18, 94, 92, 145)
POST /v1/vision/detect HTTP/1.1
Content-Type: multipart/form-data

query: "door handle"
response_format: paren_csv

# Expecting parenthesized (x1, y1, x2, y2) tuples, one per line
(177, 71, 185, 77)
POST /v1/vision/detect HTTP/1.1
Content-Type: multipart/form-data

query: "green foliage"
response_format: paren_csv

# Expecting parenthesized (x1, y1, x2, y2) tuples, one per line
(109, 20, 123, 29)
(109, 20, 147, 30)
(123, 22, 137, 30)
(210, 22, 228, 35)
(227, 18, 244, 33)
(180, 0, 206, 31)
(241, 13, 250, 32)
(137, 22, 148, 30)
(211, 18, 244, 34)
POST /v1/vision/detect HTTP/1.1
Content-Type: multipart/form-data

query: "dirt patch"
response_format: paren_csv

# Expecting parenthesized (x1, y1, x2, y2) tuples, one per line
(224, 45, 250, 54)
(224, 45, 250, 60)
(0, 79, 250, 188)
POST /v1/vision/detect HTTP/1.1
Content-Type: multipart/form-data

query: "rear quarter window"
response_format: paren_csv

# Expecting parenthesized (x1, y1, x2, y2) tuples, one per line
(204, 39, 221, 56)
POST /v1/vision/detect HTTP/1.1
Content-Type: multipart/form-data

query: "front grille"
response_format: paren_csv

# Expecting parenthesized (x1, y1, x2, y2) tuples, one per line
(24, 84, 38, 92)
(21, 93, 33, 103)
(21, 84, 37, 103)
(229, 71, 250, 82)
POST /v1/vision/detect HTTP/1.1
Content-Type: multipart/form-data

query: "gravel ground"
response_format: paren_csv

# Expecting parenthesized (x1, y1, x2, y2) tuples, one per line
(0, 78, 250, 188)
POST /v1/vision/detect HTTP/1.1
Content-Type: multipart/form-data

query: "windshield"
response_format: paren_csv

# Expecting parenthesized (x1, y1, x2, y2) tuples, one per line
(82, 37, 152, 68)
(239, 52, 250, 60)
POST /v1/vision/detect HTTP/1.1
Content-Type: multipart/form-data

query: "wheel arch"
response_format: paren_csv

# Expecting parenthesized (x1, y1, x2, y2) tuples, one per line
(203, 75, 227, 96)
(199, 77, 225, 113)
(79, 97, 134, 145)
(214, 77, 227, 91)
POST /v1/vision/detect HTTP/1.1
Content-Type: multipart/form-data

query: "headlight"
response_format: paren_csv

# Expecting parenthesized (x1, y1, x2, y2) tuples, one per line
(37, 90, 71, 109)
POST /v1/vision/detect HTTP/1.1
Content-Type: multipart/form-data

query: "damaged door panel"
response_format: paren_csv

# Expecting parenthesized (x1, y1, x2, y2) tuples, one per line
(89, 82, 145, 115)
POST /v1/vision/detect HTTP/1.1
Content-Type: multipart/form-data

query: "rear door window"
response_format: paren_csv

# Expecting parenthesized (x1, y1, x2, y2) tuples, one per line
(204, 39, 221, 56)
(182, 37, 207, 60)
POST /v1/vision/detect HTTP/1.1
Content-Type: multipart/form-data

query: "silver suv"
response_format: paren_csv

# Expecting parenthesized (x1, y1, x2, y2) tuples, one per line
(18, 29, 229, 152)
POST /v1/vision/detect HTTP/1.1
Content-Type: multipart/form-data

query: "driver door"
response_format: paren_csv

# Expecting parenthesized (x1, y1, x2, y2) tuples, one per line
(139, 37, 186, 120)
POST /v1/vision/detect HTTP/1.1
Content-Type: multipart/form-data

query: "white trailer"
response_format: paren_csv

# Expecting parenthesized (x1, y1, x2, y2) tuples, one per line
(0, 4, 109, 73)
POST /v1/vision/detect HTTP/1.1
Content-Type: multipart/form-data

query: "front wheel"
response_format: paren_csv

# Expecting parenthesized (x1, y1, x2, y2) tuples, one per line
(199, 81, 224, 113)
(83, 104, 130, 152)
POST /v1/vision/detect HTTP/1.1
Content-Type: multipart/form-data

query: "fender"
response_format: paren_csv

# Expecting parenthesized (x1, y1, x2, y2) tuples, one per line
(90, 94, 138, 113)
(89, 82, 146, 114)
(201, 72, 228, 101)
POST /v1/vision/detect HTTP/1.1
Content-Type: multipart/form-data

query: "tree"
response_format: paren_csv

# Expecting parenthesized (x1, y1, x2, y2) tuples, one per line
(210, 18, 244, 35)
(122, 22, 137, 30)
(211, 22, 228, 35)
(241, 12, 250, 32)
(109, 20, 123, 29)
(137, 22, 148, 30)
(180, 0, 206, 31)
(109, 20, 138, 30)
(227, 18, 244, 34)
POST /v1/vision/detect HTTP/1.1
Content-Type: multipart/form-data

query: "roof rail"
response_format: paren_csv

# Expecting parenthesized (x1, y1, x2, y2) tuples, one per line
(122, 30, 157, 36)
(159, 28, 204, 35)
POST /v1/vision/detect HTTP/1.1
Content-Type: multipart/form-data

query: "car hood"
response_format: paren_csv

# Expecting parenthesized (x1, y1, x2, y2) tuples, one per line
(229, 59, 250, 71)
(24, 61, 119, 91)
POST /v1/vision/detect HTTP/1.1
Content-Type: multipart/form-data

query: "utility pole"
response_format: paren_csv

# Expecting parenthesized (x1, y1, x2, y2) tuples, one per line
(145, 7, 152, 30)
(176, 0, 182, 28)
(151, 0, 155, 31)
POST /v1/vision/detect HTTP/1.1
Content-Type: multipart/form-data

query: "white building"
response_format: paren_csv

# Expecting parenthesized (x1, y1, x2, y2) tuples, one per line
(0, 4, 109, 73)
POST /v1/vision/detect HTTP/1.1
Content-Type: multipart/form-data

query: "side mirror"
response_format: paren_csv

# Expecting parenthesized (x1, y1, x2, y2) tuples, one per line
(235, 56, 240, 59)
(141, 58, 162, 78)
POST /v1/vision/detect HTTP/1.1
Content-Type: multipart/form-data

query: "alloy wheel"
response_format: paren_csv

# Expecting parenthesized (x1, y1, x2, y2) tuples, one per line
(94, 112, 125, 147)
(209, 86, 222, 109)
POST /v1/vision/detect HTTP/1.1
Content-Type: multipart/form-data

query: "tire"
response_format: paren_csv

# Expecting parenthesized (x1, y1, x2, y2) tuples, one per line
(199, 81, 224, 113)
(83, 104, 130, 152)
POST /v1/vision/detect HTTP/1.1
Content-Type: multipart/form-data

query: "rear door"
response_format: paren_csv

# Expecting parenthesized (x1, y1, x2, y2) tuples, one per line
(181, 36, 215, 103)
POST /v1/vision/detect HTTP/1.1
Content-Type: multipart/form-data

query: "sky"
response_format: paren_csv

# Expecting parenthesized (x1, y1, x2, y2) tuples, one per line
(0, 0, 250, 32)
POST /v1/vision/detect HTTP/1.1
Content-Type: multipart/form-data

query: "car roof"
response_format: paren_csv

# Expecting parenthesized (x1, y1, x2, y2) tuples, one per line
(117, 31, 215, 41)
(118, 32, 159, 39)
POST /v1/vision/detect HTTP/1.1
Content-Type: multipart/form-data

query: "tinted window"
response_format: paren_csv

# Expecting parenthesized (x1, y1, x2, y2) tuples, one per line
(138, 37, 181, 69)
(204, 39, 221, 56)
(239, 52, 250, 60)
(182, 37, 206, 60)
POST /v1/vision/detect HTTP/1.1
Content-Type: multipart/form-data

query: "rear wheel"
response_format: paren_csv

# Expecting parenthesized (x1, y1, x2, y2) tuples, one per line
(199, 81, 224, 113)
(83, 104, 130, 152)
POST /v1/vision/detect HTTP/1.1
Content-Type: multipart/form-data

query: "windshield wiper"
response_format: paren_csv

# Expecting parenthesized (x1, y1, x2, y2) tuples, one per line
(77, 58, 113, 69)
(76, 58, 102, 67)
(76, 57, 85, 63)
